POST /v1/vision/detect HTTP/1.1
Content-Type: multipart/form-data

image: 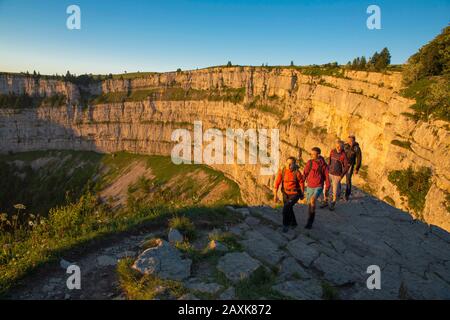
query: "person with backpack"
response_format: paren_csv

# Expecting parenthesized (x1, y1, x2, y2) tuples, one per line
(303, 147, 330, 229)
(321, 140, 349, 211)
(273, 157, 305, 233)
(343, 135, 362, 201)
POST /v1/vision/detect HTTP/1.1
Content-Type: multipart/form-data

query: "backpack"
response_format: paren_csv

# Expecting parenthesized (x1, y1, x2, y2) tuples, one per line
(281, 166, 303, 199)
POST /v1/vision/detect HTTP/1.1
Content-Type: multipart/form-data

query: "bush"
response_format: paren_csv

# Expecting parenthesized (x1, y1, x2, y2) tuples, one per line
(388, 166, 432, 213)
(168, 216, 196, 240)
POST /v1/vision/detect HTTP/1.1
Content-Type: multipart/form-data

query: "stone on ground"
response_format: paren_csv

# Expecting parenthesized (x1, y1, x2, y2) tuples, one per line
(178, 293, 199, 300)
(60, 258, 74, 270)
(168, 228, 184, 244)
(240, 230, 286, 266)
(313, 254, 359, 285)
(278, 257, 312, 281)
(132, 239, 191, 281)
(219, 287, 236, 300)
(97, 255, 117, 267)
(244, 216, 260, 226)
(217, 252, 261, 283)
(116, 250, 136, 259)
(185, 279, 223, 295)
(286, 237, 320, 266)
(272, 279, 323, 299)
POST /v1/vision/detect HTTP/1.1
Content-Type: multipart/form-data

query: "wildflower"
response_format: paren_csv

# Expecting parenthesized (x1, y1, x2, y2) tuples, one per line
(13, 204, 26, 210)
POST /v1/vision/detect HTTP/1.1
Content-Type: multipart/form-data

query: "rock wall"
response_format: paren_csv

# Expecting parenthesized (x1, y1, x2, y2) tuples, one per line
(0, 67, 448, 231)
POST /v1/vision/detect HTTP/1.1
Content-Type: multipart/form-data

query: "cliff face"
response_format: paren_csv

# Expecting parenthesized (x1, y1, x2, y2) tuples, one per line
(0, 67, 448, 231)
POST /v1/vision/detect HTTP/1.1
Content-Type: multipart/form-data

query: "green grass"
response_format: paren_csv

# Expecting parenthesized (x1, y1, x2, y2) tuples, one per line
(89, 87, 246, 105)
(0, 150, 103, 217)
(388, 166, 432, 214)
(117, 258, 188, 300)
(0, 192, 170, 296)
(0, 93, 67, 109)
(168, 216, 196, 240)
(208, 232, 243, 252)
(384, 196, 396, 206)
(244, 96, 283, 117)
(233, 267, 287, 300)
(0, 151, 244, 296)
(321, 281, 340, 300)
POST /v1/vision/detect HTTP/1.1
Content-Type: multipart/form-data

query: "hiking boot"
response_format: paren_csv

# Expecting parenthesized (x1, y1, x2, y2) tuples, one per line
(282, 226, 289, 233)
(319, 201, 328, 209)
(304, 222, 313, 230)
(329, 201, 336, 211)
(343, 195, 349, 202)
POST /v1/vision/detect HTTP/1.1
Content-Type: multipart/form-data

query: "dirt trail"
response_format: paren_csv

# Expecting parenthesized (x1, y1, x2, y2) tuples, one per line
(6, 223, 164, 300)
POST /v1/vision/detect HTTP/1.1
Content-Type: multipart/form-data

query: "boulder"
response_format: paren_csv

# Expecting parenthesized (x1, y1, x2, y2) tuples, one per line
(132, 239, 191, 281)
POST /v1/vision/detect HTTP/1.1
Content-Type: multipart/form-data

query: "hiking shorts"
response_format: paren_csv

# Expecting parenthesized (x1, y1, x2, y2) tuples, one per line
(306, 187, 323, 202)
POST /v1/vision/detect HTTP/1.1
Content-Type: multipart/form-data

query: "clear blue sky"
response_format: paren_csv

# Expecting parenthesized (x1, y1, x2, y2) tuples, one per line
(0, 0, 448, 75)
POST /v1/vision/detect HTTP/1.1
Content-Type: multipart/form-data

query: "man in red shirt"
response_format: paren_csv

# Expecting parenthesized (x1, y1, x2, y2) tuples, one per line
(273, 157, 305, 233)
(303, 147, 330, 229)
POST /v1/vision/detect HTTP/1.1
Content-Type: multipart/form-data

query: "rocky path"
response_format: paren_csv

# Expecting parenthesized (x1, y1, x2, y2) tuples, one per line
(7, 189, 450, 300)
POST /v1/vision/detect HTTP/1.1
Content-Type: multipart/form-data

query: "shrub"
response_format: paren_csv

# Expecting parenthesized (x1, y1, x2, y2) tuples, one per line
(388, 166, 432, 213)
(168, 216, 196, 240)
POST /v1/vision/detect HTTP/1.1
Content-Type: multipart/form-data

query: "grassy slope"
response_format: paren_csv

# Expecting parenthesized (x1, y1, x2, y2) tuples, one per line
(0, 151, 243, 295)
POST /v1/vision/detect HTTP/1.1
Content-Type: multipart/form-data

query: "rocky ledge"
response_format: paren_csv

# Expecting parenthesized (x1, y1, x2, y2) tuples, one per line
(129, 189, 449, 300)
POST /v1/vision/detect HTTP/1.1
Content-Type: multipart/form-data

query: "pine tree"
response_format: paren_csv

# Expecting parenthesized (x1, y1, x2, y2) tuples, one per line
(360, 56, 367, 70)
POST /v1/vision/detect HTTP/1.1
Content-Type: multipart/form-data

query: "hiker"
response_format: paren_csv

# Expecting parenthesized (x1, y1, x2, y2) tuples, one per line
(273, 157, 305, 233)
(343, 135, 362, 201)
(321, 140, 349, 211)
(303, 147, 330, 229)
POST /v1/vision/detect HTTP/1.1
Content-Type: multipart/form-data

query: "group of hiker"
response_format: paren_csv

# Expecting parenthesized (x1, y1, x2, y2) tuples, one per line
(274, 135, 362, 232)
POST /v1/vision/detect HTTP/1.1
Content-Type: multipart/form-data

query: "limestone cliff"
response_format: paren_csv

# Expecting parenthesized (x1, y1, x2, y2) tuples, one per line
(0, 67, 448, 231)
